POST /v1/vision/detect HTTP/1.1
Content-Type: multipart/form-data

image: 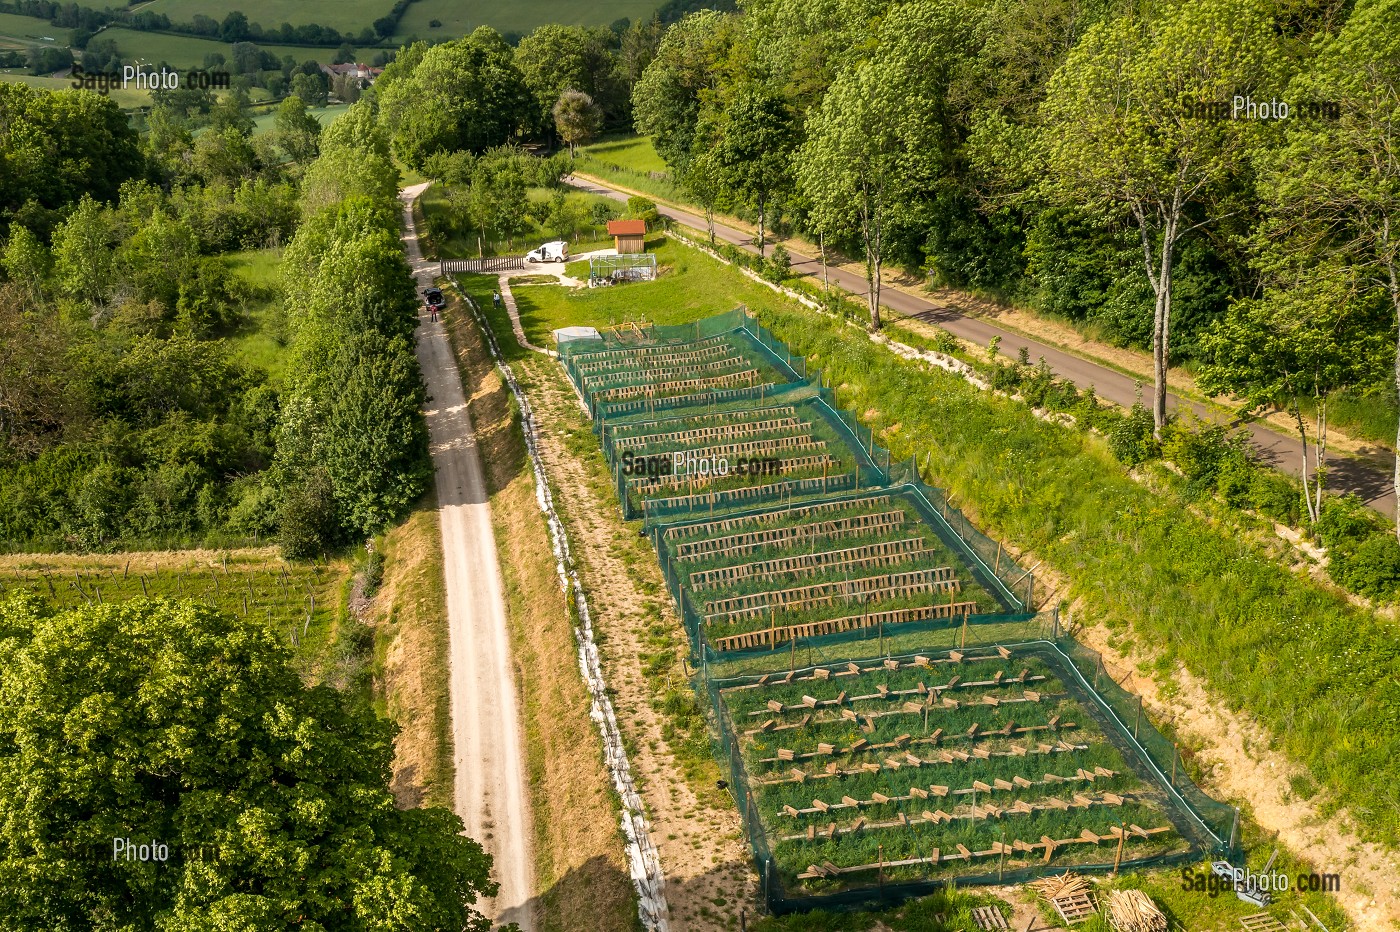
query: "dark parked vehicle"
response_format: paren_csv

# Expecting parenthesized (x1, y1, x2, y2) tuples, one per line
(423, 287, 445, 308)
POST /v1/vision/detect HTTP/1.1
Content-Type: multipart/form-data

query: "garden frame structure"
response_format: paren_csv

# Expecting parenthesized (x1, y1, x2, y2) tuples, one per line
(559, 309, 1236, 915)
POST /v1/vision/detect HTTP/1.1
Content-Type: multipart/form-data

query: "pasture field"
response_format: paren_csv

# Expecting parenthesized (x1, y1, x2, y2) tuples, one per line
(0, 11, 68, 46)
(574, 133, 684, 202)
(99, 28, 338, 69)
(393, 0, 663, 42)
(140, 0, 385, 34)
(0, 71, 151, 107)
(0, 549, 358, 689)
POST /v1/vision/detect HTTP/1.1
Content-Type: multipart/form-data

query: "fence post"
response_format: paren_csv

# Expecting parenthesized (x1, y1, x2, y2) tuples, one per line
(1134, 695, 1142, 739)
(1229, 807, 1240, 853)
(1051, 605, 1060, 640)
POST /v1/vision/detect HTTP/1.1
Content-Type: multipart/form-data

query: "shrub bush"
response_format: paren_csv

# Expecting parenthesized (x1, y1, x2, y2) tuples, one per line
(1315, 493, 1384, 551)
(1331, 533, 1400, 601)
(1108, 403, 1160, 466)
(764, 244, 791, 283)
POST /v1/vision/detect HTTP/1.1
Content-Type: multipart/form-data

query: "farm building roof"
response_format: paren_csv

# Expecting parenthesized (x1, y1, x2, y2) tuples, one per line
(607, 219, 647, 235)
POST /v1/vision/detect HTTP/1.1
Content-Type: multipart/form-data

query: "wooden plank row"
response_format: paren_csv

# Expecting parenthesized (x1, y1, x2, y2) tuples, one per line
(756, 738, 1090, 785)
(630, 453, 839, 492)
(743, 667, 1044, 717)
(711, 600, 977, 652)
(617, 416, 806, 451)
(689, 537, 927, 590)
(706, 567, 957, 623)
(644, 473, 860, 516)
(757, 718, 1077, 764)
(568, 333, 730, 364)
(722, 646, 1016, 693)
(596, 369, 760, 402)
(583, 354, 752, 389)
(794, 825, 1174, 878)
(780, 768, 1118, 816)
(574, 341, 732, 372)
(679, 510, 906, 560)
(661, 494, 891, 541)
(609, 405, 800, 438)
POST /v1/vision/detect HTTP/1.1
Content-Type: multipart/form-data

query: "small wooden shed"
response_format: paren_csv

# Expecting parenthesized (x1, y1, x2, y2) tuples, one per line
(607, 219, 647, 253)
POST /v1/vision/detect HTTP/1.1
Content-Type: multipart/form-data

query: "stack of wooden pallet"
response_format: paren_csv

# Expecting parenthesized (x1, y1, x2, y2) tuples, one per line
(1104, 889, 1167, 932)
(1029, 872, 1098, 925)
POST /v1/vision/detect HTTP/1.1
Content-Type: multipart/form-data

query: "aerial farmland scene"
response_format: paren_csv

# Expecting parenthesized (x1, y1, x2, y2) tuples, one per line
(0, 0, 1398, 929)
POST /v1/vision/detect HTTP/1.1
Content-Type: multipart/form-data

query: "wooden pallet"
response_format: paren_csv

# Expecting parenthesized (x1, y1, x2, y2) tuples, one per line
(1239, 915, 1287, 932)
(1052, 891, 1098, 924)
(972, 906, 1009, 930)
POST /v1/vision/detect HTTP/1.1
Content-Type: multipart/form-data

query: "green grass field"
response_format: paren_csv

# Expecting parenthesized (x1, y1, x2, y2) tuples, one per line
(0, 11, 70, 46)
(0, 70, 152, 108)
(574, 134, 684, 202)
(223, 248, 289, 382)
(141, 0, 384, 34)
(393, 0, 663, 42)
(100, 28, 338, 70)
(194, 101, 349, 138)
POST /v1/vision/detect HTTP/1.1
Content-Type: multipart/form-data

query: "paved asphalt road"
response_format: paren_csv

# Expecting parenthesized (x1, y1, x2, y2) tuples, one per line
(568, 175, 1396, 519)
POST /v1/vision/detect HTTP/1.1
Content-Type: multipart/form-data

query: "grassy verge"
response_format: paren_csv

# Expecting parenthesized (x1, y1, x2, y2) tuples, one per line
(370, 498, 454, 810)
(574, 135, 686, 204)
(440, 286, 638, 931)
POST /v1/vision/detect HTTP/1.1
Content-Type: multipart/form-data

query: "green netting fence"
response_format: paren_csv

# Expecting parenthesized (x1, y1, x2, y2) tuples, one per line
(700, 618, 1238, 915)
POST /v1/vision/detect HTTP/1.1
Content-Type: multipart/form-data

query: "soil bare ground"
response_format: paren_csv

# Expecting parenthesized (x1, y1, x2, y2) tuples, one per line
(440, 289, 637, 931)
(402, 184, 535, 929)
(520, 350, 757, 932)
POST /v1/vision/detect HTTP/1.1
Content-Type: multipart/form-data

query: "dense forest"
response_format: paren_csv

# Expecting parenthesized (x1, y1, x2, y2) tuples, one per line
(0, 82, 423, 556)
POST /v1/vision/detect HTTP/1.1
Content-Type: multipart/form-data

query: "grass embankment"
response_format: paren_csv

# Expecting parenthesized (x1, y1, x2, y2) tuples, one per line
(574, 135, 685, 204)
(440, 287, 637, 931)
(224, 247, 290, 381)
(370, 499, 454, 809)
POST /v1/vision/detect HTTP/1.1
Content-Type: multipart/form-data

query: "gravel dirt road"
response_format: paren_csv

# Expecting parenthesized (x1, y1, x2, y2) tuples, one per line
(400, 183, 535, 930)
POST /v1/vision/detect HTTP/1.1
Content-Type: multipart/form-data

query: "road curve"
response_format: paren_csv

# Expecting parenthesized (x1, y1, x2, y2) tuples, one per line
(400, 183, 535, 930)
(567, 175, 1395, 518)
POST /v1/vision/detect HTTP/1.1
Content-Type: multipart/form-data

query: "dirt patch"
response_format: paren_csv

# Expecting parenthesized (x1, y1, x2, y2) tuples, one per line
(0, 547, 286, 573)
(521, 352, 757, 932)
(443, 296, 637, 932)
(1066, 606, 1400, 931)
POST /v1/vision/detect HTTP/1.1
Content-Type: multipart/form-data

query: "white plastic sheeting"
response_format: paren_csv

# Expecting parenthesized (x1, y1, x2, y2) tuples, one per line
(457, 285, 672, 932)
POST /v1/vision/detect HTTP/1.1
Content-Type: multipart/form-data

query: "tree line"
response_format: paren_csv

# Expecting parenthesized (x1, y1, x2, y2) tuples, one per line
(616, 0, 1400, 539)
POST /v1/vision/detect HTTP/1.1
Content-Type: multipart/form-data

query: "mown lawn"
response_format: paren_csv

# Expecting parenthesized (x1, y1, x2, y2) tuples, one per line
(500, 234, 1400, 858)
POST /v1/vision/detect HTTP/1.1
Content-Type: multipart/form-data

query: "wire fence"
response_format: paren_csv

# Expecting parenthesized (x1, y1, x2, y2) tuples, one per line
(699, 619, 1238, 915)
(558, 309, 1235, 917)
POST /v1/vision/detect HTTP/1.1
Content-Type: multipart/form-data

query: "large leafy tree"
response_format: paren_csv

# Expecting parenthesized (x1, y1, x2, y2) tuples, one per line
(515, 25, 623, 127)
(798, 0, 976, 328)
(0, 595, 495, 930)
(1200, 274, 1391, 523)
(1251, 0, 1400, 533)
(1037, 0, 1286, 435)
(377, 29, 534, 170)
(702, 87, 797, 257)
(631, 10, 735, 168)
(0, 84, 146, 221)
(552, 89, 604, 157)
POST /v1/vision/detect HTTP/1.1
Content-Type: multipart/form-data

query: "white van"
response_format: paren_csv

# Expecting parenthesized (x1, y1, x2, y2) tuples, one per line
(526, 241, 569, 263)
